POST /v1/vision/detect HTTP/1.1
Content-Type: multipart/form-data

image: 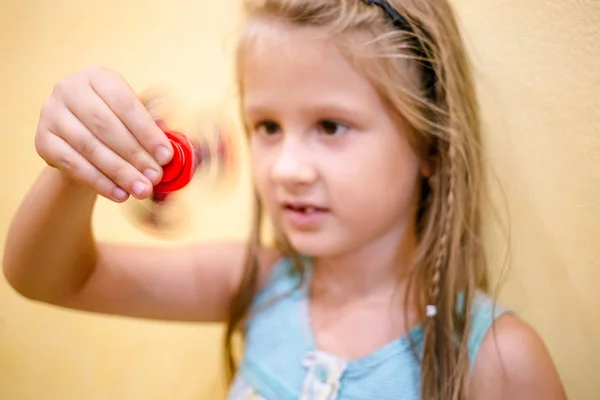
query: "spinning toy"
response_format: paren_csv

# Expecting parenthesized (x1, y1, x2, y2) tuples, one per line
(126, 92, 239, 236)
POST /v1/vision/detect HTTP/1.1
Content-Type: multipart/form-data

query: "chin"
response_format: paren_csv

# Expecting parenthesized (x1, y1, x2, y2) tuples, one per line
(285, 231, 345, 258)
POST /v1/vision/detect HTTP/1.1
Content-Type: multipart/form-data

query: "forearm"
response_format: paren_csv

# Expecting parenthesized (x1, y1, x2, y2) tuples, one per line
(3, 166, 99, 302)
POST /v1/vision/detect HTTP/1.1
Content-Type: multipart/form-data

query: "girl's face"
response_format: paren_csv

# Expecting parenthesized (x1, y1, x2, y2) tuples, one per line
(242, 27, 425, 258)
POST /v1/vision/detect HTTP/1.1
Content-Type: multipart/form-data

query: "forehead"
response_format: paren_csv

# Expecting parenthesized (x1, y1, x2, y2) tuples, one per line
(239, 23, 384, 114)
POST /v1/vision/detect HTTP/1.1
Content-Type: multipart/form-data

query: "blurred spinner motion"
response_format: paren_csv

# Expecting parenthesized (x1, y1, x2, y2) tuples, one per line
(125, 89, 240, 237)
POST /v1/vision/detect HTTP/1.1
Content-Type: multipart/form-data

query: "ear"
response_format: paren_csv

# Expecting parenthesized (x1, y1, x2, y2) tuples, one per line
(420, 158, 435, 178)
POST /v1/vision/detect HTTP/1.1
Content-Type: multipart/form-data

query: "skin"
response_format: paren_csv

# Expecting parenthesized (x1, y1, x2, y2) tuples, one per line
(244, 25, 424, 360)
(243, 27, 568, 399)
(3, 26, 567, 399)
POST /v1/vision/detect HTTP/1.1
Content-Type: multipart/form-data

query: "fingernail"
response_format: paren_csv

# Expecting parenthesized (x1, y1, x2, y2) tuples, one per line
(132, 181, 148, 198)
(155, 145, 172, 165)
(113, 187, 128, 201)
(143, 168, 160, 183)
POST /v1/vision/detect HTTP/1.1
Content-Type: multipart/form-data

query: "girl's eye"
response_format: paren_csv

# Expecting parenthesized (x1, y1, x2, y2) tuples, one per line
(318, 120, 348, 136)
(254, 120, 281, 136)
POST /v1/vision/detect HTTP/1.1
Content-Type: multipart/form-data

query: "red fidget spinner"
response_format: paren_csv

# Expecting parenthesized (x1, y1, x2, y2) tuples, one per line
(150, 119, 233, 202)
(127, 117, 236, 235)
(152, 122, 201, 203)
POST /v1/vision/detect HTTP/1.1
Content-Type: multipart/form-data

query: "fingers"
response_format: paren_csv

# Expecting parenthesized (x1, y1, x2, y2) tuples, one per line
(86, 68, 174, 165)
(40, 133, 130, 203)
(50, 105, 154, 200)
(64, 85, 164, 186)
(37, 66, 179, 203)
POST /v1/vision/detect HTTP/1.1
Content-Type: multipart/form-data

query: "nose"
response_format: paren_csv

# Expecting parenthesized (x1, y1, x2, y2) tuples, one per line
(271, 139, 316, 188)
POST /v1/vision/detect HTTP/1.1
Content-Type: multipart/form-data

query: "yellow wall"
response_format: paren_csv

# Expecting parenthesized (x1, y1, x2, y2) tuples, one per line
(0, 1, 597, 399)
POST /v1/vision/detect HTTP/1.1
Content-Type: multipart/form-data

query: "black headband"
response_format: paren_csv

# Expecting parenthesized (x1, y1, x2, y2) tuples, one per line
(362, 0, 438, 103)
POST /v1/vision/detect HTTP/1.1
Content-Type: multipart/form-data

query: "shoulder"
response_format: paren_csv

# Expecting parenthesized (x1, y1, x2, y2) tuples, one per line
(470, 312, 568, 400)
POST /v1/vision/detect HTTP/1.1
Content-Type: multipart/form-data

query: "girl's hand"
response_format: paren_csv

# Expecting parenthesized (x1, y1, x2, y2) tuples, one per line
(34, 66, 174, 203)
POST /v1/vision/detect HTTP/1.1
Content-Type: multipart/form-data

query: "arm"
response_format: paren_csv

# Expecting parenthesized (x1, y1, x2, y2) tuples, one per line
(470, 314, 568, 400)
(3, 166, 280, 323)
(4, 67, 281, 323)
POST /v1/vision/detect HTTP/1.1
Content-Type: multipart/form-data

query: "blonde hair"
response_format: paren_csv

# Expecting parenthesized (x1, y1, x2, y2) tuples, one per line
(224, 1, 489, 399)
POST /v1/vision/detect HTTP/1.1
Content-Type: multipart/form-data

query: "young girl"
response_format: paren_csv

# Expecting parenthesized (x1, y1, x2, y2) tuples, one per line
(3, 0, 567, 399)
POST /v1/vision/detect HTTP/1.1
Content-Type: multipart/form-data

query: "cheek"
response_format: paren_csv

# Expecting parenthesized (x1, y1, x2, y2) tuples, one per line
(250, 146, 275, 200)
(331, 140, 422, 217)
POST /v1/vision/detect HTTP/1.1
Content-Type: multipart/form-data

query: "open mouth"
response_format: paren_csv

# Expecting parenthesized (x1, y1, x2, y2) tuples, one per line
(281, 202, 329, 228)
(283, 204, 328, 214)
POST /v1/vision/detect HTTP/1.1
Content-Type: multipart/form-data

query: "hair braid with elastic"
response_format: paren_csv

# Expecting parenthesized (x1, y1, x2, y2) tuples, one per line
(421, 136, 458, 399)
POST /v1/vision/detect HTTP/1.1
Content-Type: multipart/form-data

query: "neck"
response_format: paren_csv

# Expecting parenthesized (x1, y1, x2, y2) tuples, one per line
(311, 225, 417, 303)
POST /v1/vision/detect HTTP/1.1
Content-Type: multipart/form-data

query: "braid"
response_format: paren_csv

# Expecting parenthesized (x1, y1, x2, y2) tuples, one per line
(422, 136, 457, 399)
(427, 142, 456, 317)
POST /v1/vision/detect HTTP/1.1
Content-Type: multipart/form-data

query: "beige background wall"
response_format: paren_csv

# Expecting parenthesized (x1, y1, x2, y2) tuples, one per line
(0, 1, 598, 399)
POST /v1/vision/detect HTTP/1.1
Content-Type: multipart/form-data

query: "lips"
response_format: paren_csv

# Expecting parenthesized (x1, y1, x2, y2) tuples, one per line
(283, 202, 328, 213)
(281, 201, 329, 229)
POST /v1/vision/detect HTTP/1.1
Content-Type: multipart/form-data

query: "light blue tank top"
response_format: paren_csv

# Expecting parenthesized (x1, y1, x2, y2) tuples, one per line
(227, 257, 509, 400)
